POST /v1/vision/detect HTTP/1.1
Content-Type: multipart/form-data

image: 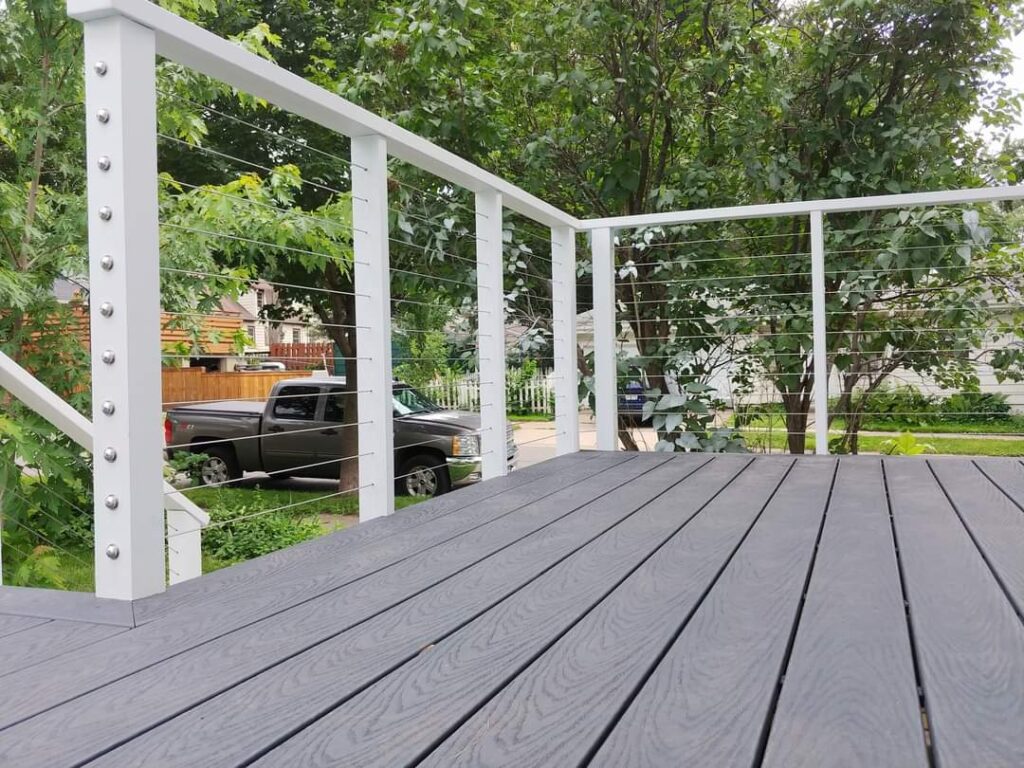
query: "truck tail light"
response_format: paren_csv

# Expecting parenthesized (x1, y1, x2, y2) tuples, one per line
(164, 418, 172, 446)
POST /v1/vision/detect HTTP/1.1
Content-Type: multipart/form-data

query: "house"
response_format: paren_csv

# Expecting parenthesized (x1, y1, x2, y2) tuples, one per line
(52, 278, 324, 372)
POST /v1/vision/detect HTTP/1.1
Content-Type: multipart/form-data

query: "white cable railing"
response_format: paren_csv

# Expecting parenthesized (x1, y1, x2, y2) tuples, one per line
(5, 0, 1020, 602)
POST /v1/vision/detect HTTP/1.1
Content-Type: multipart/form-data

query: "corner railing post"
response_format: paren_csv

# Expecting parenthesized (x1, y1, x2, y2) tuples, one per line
(591, 227, 617, 450)
(476, 190, 507, 479)
(552, 225, 579, 454)
(352, 134, 395, 520)
(810, 209, 829, 455)
(83, 14, 166, 599)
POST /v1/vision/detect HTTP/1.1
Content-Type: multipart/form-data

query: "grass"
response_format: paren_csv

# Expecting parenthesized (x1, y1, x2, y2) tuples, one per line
(508, 412, 556, 423)
(851, 417, 1024, 435)
(739, 429, 1024, 457)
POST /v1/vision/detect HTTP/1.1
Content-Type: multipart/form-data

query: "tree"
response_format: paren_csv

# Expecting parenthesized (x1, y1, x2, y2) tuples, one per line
(470, 0, 1024, 452)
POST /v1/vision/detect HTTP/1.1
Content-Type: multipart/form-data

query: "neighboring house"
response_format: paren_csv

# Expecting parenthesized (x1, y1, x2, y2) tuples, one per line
(52, 277, 245, 371)
(51, 278, 322, 372)
(237, 282, 321, 358)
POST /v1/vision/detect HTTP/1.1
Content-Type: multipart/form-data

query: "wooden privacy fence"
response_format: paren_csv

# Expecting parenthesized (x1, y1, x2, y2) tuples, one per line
(269, 342, 335, 370)
(162, 368, 311, 408)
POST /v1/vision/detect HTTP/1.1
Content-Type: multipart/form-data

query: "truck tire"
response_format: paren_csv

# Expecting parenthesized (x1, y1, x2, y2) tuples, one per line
(397, 453, 451, 497)
(196, 444, 241, 487)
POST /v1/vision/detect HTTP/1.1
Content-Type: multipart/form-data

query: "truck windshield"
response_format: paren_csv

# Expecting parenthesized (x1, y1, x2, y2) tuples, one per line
(393, 386, 442, 416)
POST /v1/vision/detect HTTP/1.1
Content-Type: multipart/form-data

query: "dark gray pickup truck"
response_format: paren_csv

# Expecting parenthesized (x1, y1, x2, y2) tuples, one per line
(165, 376, 517, 496)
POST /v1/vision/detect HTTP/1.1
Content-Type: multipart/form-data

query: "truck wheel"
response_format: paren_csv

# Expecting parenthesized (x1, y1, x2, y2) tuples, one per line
(197, 445, 241, 487)
(398, 454, 451, 497)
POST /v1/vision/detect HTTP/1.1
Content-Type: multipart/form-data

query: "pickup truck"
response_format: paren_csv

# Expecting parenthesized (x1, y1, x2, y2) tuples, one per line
(165, 376, 517, 497)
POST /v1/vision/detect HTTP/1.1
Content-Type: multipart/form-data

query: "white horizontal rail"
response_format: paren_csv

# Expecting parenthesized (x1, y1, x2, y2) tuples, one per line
(0, 351, 209, 567)
(0, 351, 208, 525)
(66, 0, 578, 230)
(581, 185, 1024, 230)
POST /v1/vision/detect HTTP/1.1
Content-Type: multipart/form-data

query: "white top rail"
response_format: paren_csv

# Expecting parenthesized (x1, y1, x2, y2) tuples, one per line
(581, 184, 1024, 231)
(0, 350, 208, 527)
(66, 0, 579, 230)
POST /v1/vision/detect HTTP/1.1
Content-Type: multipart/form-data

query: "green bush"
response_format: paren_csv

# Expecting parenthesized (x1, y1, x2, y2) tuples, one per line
(855, 387, 936, 426)
(853, 387, 1011, 426)
(939, 392, 1010, 422)
(201, 505, 322, 563)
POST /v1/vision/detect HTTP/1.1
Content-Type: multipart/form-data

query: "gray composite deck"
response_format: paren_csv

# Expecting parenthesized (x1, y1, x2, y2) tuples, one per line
(1, 451, 1023, 767)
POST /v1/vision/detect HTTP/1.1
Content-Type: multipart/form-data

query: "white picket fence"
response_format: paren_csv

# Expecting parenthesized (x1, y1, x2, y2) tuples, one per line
(426, 374, 555, 415)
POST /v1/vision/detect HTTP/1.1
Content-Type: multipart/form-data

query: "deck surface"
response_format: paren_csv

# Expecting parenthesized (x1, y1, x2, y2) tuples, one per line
(2, 452, 1023, 767)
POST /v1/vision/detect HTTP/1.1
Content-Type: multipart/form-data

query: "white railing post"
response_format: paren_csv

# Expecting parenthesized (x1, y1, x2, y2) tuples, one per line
(476, 190, 507, 479)
(591, 227, 617, 450)
(352, 134, 395, 520)
(810, 209, 829, 455)
(83, 15, 166, 599)
(552, 225, 579, 454)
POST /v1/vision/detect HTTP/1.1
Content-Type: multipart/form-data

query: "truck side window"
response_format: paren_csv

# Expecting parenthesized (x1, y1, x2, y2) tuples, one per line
(324, 388, 347, 423)
(271, 386, 321, 421)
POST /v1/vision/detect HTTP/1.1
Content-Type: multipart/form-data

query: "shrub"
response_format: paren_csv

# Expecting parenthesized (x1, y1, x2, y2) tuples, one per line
(645, 382, 747, 453)
(855, 387, 936, 426)
(939, 391, 1010, 422)
(201, 504, 322, 563)
(855, 387, 1011, 426)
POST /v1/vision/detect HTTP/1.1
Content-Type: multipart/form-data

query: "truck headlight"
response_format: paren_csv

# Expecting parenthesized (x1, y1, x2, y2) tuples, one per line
(452, 434, 480, 456)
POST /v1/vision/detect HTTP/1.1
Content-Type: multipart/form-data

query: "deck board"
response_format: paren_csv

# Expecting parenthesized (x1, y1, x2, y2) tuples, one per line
(0, 620, 126, 675)
(589, 457, 836, 768)
(760, 458, 927, 768)
(0, 615, 49, 639)
(417, 456, 790, 768)
(930, 458, 1024, 617)
(95, 454, 701, 767)
(886, 458, 1024, 767)
(0, 452, 627, 731)
(132, 452, 599, 625)
(0, 453, 646, 765)
(1, 453, 1023, 768)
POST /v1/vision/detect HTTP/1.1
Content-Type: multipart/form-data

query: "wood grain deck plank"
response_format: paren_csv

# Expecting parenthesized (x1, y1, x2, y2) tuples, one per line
(0, 586, 134, 627)
(931, 459, 1024, 617)
(972, 458, 1024, 511)
(250, 455, 771, 768)
(885, 458, 1024, 767)
(0, 455, 660, 765)
(0, 615, 49, 639)
(587, 457, 837, 768)
(760, 458, 927, 768)
(0, 621, 126, 677)
(91, 455, 711, 767)
(0, 453, 627, 732)
(133, 452, 599, 625)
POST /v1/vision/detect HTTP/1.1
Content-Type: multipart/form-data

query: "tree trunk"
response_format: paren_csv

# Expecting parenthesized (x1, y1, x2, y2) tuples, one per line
(321, 265, 360, 492)
(781, 392, 809, 454)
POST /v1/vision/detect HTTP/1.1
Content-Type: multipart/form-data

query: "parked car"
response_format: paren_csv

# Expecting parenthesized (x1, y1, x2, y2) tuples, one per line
(618, 366, 649, 425)
(165, 377, 517, 496)
(235, 361, 287, 372)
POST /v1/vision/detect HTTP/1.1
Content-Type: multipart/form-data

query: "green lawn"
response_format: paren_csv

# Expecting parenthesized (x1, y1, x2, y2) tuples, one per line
(853, 417, 1024, 435)
(509, 412, 556, 423)
(739, 429, 1024, 457)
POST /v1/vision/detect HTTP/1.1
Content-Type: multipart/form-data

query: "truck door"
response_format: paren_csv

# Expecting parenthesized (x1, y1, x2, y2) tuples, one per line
(262, 384, 333, 475)
(317, 386, 359, 479)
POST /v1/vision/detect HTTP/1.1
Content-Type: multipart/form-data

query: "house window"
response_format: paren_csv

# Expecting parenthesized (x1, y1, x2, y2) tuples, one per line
(256, 290, 265, 310)
(292, 328, 301, 344)
(246, 324, 256, 342)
